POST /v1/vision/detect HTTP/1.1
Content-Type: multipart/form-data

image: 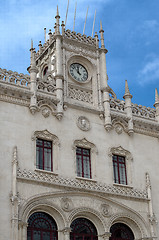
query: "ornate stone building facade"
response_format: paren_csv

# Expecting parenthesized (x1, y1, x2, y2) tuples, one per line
(0, 7, 159, 240)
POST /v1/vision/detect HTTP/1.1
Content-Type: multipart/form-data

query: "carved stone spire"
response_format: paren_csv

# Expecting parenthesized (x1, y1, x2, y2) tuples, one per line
(155, 88, 159, 104)
(99, 21, 105, 49)
(124, 80, 132, 98)
(154, 88, 159, 122)
(55, 5, 60, 34)
(123, 80, 134, 136)
(28, 39, 38, 114)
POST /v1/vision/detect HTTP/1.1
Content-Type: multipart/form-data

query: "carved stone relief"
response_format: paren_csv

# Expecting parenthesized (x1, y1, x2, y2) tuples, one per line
(32, 129, 60, 146)
(77, 116, 91, 131)
(112, 118, 128, 135)
(61, 197, 73, 212)
(37, 99, 57, 118)
(73, 138, 97, 154)
(101, 204, 111, 217)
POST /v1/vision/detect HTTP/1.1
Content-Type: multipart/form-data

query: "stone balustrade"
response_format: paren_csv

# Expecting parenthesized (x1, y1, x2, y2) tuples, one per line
(0, 68, 30, 87)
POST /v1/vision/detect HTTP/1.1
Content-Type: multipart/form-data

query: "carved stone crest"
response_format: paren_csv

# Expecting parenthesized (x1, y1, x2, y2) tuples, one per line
(77, 116, 90, 131)
(42, 107, 51, 118)
(114, 124, 123, 134)
(61, 197, 73, 212)
(101, 204, 111, 217)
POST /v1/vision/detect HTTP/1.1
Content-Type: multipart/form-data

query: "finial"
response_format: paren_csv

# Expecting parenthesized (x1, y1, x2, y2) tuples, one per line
(48, 29, 52, 44)
(55, 5, 60, 34)
(83, 6, 89, 35)
(73, 2, 77, 31)
(123, 80, 132, 99)
(30, 39, 34, 59)
(57, 5, 59, 16)
(38, 41, 42, 54)
(65, 0, 69, 28)
(94, 32, 99, 48)
(155, 88, 159, 103)
(92, 10, 96, 37)
(61, 21, 65, 35)
(99, 20, 105, 48)
(44, 28, 46, 42)
(31, 39, 33, 50)
(100, 21, 103, 32)
(125, 80, 130, 94)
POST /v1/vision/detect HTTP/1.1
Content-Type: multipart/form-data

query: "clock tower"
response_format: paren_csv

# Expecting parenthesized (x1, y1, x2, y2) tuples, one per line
(28, 6, 112, 130)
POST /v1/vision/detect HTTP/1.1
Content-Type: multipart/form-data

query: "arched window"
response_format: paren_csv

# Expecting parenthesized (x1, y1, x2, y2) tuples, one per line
(110, 223, 134, 240)
(27, 212, 58, 240)
(70, 218, 98, 240)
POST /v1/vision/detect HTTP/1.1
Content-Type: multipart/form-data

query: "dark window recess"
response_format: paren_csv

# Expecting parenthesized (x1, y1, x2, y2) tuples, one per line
(113, 155, 127, 185)
(27, 212, 58, 240)
(76, 147, 91, 179)
(36, 139, 52, 171)
(110, 223, 134, 240)
(70, 218, 98, 240)
(43, 66, 48, 76)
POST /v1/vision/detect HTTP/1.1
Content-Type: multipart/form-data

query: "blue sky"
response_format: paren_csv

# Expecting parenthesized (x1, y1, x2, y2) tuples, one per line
(0, 0, 159, 107)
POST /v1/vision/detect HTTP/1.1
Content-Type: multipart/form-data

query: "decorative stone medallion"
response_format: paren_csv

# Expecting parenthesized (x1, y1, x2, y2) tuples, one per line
(101, 203, 111, 217)
(114, 124, 123, 134)
(42, 107, 51, 118)
(61, 197, 73, 212)
(77, 116, 90, 131)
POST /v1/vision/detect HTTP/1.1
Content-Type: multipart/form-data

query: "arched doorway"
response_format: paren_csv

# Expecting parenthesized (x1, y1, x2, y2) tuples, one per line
(110, 223, 134, 240)
(27, 212, 58, 240)
(70, 218, 98, 240)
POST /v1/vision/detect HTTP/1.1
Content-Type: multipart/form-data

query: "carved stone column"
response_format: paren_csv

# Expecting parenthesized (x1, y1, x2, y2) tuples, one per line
(18, 221, 28, 240)
(54, 7, 64, 120)
(99, 232, 111, 240)
(22, 222, 28, 240)
(61, 227, 71, 240)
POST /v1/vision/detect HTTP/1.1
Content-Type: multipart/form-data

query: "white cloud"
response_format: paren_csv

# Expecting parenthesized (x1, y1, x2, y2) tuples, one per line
(143, 20, 158, 31)
(138, 57, 159, 85)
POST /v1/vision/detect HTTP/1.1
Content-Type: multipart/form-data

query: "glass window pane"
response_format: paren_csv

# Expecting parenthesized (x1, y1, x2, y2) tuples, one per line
(33, 230, 41, 240)
(43, 231, 51, 240)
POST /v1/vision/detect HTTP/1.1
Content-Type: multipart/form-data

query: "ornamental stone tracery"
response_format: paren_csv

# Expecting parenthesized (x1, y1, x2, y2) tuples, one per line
(32, 129, 60, 146)
(17, 168, 148, 200)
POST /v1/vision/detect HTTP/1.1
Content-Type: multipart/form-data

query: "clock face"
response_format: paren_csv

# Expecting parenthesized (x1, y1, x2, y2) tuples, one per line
(70, 63, 88, 82)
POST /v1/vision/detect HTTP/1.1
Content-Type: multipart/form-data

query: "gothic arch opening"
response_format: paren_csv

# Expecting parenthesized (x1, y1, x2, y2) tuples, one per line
(110, 223, 134, 240)
(70, 217, 98, 240)
(27, 211, 58, 240)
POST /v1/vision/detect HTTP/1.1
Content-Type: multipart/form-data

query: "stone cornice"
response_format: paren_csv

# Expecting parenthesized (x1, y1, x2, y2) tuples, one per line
(17, 168, 148, 200)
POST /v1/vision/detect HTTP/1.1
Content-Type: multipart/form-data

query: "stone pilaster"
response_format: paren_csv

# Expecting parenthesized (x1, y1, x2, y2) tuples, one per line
(11, 146, 19, 240)
(146, 173, 157, 238)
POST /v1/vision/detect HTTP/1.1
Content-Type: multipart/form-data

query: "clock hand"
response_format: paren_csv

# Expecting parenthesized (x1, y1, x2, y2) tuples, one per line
(76, 66, 81, 75)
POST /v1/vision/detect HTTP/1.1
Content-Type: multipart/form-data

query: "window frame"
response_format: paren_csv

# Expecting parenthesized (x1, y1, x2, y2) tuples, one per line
(73, 138, 98, 180)
(32, 129, 60, 174)
(108, 146, 133, 186)
(76, 147, 92, 179)
(112, 154, 127, 185)
(36, 138, 53, 172)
